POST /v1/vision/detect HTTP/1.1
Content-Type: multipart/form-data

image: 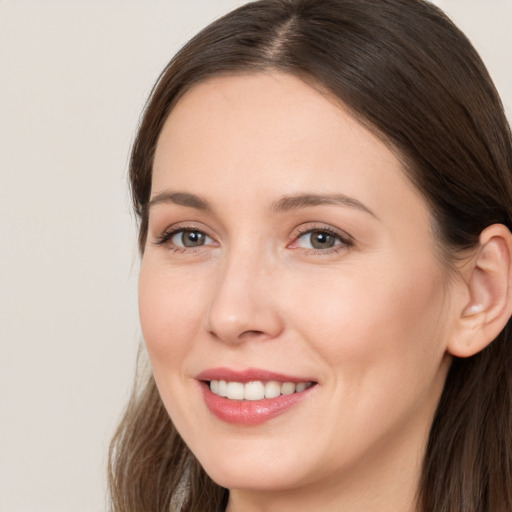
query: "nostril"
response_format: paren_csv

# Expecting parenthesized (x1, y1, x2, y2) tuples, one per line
(239, 329, 265, 339)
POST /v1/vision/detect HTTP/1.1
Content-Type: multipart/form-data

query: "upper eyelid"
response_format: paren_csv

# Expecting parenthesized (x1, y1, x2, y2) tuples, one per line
(291, 223, 353, 242)
(158, 221, 212, 236)
(153, 224, 215, 246)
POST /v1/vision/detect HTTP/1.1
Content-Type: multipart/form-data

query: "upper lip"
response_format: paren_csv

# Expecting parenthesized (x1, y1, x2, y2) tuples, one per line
(196, 367, 316, 383)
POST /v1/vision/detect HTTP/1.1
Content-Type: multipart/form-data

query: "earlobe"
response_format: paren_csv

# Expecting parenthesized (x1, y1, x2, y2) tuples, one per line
(448, 224, 512, 358)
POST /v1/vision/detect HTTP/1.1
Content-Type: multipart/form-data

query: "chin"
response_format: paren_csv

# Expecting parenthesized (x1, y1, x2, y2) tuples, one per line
(188, 434, 321, 493)
(205, 463, 302, 492)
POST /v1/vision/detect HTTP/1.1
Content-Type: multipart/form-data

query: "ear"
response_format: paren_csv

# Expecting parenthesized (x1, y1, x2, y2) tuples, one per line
(448, 224, 512, 358)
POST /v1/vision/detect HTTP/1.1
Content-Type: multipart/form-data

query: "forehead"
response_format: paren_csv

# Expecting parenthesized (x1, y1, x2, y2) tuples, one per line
(152, 72, 427, 223)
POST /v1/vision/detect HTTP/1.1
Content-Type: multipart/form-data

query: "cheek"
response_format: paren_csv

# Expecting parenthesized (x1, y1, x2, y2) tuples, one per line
(138, 256, 208, 365)
(287, 258, 450, 384)
(138, 256, 213, 431)
(281, 259, 451, 466)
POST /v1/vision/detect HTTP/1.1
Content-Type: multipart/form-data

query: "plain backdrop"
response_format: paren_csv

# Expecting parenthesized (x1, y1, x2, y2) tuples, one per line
(0, 1, 511, 511)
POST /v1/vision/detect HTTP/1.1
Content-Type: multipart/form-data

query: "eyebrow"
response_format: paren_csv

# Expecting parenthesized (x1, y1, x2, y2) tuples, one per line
(147, 190, 377, 218)
(147, 191, 212, 212)
(272, 193, 377, 218)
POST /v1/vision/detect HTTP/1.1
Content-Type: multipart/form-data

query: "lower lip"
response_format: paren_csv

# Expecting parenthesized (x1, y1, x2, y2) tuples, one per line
(199, 382, 316, 425)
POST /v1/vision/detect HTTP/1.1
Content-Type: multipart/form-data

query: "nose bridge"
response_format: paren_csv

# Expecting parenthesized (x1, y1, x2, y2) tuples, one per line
(206, 239, 282, 343)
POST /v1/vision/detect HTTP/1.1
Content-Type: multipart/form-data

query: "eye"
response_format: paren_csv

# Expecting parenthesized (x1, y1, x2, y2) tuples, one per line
(290, 227, 353, 252)
(170, 229, 213, 248)
(297, 230, 341, 249)
(154, 226, 216, 250)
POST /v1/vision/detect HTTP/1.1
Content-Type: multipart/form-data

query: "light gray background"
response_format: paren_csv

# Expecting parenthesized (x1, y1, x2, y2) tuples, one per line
(1, 1, 511, 511)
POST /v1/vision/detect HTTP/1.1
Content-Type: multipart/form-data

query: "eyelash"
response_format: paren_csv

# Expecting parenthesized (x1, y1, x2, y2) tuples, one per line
(154, 224, 354, 254)
(154, 225, 212, 253)
(291, 225, 354, 254)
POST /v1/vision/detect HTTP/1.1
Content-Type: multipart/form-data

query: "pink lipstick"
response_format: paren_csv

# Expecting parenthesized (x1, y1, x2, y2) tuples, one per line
(196, 368, 317, 425)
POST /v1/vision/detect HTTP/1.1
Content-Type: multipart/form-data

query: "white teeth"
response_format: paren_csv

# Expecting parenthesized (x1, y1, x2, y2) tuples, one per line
(295, 382, 307, 393)
(264, 381, 281, 398)
(210, 380, 219, 394)
(226, 382, 244, 400)
(209, 380, 313, 400)
(281, 382, 295, 395)
(218, 380, 228, 397)
(244, 381, 265, 400)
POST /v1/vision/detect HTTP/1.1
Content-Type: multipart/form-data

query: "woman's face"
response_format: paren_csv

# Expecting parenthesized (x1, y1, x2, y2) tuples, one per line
(139, 73, 457, 498)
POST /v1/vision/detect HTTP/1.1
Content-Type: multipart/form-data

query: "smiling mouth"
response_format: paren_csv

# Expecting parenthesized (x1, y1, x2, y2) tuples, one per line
(208, 380, 315, 400)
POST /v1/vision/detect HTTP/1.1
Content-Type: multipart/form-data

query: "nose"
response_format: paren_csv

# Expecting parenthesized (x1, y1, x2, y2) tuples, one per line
(205, 250, 284, 344)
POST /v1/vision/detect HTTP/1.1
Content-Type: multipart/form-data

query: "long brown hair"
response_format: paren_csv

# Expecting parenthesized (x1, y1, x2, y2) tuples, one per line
(108, 1, 512, 511)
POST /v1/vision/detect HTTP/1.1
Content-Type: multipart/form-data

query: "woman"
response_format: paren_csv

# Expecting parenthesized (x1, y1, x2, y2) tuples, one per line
(109, 1, 512, 511)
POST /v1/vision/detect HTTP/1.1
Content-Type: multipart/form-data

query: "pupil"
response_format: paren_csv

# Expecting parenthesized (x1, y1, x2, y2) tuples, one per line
(183, 231, 204, 247)
(311, 231, 334, 249)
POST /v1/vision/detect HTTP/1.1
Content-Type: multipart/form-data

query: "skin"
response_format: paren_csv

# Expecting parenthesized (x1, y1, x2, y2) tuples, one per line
(139, 72, 464, 512)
